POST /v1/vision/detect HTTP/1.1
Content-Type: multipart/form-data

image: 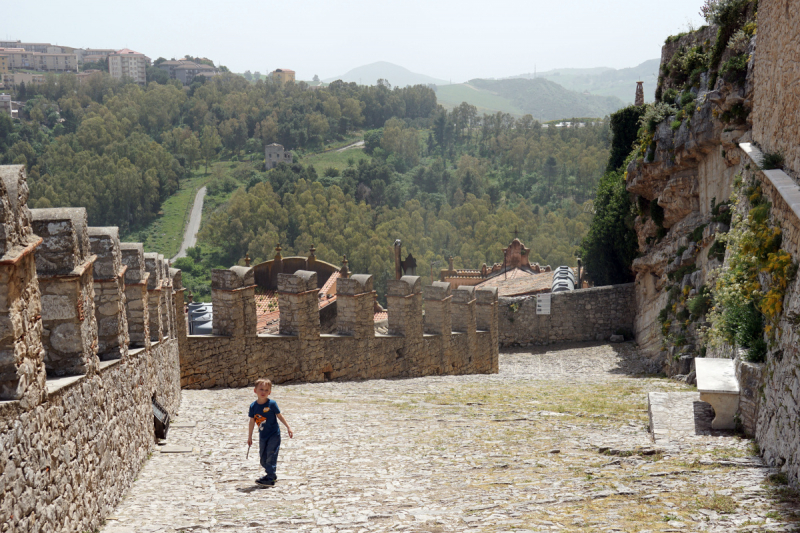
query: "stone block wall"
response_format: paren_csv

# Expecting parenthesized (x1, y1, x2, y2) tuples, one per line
(751, 0, 800, 178)
(181, 270, 499, 389)
(736, 145, 800, 482)
(0, 166, 183, 533)
(497, 284, 636, 346)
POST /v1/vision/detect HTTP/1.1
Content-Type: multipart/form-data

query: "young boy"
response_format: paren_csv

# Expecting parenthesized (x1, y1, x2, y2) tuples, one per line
(247, 378, 293, 486)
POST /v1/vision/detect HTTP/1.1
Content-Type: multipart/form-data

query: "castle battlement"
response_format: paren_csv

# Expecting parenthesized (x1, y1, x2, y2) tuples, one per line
(179, 269, 499, 388)
(0, 165, 183, 533)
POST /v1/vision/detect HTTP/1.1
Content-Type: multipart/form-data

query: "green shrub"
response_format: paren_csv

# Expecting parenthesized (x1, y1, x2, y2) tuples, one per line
(669, 264, 698, 282)
(708, 239, 727, 261)
(687, 286, 712, 318)
(639, 102, 679, 133)
(691, 224, 708, 243)
(680, 91, 696, 106)
(723, 301, 766, 361)
(658, 307, 670, 324)
(761, 151, 785, 171)
(671, 120, 683, 131)
(720, 53, 748, 85)
(606, 105, 647, 172)
(662, 88, 678, 104)
(677, 308, 690, 321)
(578, 171, 638, 286)
(676, 245, 688, 258)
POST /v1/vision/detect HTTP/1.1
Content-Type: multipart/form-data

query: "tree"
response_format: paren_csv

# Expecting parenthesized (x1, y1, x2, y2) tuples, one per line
(200, 125, 221, 174)
(243, 70, 253, 81)
(146, 66, 170, 85)
(312, 74, 320, 83)
(578, 171, 637, 286)
(253, 71, 262, 80)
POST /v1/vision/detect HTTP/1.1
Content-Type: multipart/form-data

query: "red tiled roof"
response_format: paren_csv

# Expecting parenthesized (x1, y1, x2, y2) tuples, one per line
(256, 271, 340, 334)
(374, 311, 388, 322)
(474, 268, 559, 297)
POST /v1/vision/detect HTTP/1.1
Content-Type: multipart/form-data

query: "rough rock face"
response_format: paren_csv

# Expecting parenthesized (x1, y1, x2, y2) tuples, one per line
(627, 32, 754, 371)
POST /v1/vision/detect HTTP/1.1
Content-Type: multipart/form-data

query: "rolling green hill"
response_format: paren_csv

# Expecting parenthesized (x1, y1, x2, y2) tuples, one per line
(512, 59, 660, 104)
(436, 78, 626, 120)
(435, 83, 525, 116)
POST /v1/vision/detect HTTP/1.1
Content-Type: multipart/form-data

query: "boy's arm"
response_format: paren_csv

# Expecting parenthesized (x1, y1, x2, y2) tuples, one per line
(247, 417, 255, 446)
(276, 413, 293, 438)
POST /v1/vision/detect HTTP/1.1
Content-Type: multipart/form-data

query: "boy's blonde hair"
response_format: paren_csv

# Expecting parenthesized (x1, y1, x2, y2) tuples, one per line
(254, 378, 272, 389)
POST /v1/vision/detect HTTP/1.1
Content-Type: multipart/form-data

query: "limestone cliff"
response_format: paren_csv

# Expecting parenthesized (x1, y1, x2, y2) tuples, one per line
(626, 28, 756, 373)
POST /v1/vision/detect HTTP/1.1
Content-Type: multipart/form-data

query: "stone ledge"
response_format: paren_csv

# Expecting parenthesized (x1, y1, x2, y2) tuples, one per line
(46, 374, 85, 396)
(741, 142, 800, 223)
(98, 358, 122, 372)
(128, 347, 146, 357)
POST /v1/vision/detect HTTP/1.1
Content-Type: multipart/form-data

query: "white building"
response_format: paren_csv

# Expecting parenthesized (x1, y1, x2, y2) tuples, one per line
(108, 49, 150, 85)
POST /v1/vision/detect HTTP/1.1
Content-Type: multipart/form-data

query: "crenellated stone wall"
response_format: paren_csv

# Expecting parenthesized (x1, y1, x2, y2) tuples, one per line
(496, 284, 636, 347)
(181, 270, 499, 389)
(0, 166, 183, 533)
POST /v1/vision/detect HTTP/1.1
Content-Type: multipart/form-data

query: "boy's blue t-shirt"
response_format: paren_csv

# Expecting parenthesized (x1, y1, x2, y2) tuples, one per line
(249, 399, 280, 438)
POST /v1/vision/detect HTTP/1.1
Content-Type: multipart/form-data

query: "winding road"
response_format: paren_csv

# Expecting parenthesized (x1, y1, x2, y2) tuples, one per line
(171, 186, 206, 261)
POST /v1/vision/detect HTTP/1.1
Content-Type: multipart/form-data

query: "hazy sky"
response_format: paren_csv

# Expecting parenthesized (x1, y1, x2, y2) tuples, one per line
(4, 0, 706, 82)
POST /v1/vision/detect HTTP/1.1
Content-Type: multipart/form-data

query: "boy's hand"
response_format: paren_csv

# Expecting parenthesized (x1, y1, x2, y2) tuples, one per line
(287, 428, 294, 438)
(247, 436, 252, 446)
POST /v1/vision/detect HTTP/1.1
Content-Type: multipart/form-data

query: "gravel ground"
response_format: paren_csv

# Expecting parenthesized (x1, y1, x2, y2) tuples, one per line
(102, 342, 800, 532)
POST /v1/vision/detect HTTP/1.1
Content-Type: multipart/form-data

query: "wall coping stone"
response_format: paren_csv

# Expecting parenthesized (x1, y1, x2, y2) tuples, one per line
(0, 235, 41, 265)
(423, 281, 451, 300)
(476, 287, 498, 304)
(453, 286, 476, 304)
(278, 270, 317, 293)
(120, 242, 145, 283)
(387, 275, 421, 296)
(45, 374, 84, 395)
(338, 274, 373, 295)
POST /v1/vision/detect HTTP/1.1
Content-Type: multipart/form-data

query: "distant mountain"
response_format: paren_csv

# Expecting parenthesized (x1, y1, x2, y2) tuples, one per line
(509, 59, 660, 104)
(324, 61, 448, 87)
(435, 78, 626, 121)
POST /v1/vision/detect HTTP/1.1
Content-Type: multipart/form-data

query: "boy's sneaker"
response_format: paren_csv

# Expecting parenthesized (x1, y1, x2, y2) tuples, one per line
(255, 476, 274, 486)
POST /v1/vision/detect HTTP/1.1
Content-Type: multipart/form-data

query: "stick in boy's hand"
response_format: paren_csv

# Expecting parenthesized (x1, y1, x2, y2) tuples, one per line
(246, 443, 251, 459)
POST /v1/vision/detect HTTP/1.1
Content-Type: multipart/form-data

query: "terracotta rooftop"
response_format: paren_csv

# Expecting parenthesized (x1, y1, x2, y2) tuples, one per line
(474, 268, 558, 297)
(255, 271, 340, 334)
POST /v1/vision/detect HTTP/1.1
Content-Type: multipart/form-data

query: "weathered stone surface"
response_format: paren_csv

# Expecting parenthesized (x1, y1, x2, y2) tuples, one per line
(0, 165, 36, 258)
(30, 207, 90, 276)
(120, 243, 145, 284)
(88, 227, 122, 280)
(751, 0, 800, 178)
(497, 284, 636, 348)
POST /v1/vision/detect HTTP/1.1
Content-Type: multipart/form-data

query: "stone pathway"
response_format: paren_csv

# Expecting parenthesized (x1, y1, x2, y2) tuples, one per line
(102, 342, 800, 532)
(648, 392, 718, 445)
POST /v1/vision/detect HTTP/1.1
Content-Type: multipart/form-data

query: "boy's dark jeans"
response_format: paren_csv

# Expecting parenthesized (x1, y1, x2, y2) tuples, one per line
(259, 433, 281, 480)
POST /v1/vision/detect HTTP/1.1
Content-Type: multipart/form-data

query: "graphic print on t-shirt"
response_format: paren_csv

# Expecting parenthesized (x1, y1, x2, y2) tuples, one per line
(254, 406, 270, 430)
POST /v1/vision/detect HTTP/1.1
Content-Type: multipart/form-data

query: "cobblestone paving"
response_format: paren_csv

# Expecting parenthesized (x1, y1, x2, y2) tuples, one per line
(102, 343, 800, 532)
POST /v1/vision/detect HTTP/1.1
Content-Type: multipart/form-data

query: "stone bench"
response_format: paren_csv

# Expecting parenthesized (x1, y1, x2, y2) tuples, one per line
(696, 358, 739, 430)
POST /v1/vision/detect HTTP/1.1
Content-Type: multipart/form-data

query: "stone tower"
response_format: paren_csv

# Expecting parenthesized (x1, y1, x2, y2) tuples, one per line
(635, 81, 644, 106)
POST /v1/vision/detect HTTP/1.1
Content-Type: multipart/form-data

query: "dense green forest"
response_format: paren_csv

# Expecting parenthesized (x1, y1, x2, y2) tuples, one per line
(0, 70, 612, 299)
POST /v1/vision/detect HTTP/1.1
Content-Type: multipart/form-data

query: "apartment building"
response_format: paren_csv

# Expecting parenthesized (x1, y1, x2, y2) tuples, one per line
(0, 55, 7, 77)
(108, 49, 150, 85)
(0, 41, 63, 53)
(0, 48, 78, 72)
(157, 59, 218, 85)
(78, 48, 117, 65)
